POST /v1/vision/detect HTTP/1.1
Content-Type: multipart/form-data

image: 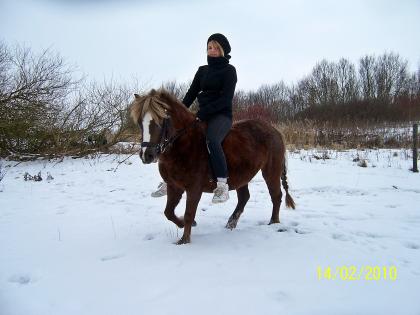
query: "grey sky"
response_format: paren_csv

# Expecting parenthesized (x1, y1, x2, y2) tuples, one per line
(1, 0, 419, 90)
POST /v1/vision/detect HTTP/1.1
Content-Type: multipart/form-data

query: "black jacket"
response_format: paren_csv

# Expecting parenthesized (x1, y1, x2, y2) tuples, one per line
(182, 56, 237, 121)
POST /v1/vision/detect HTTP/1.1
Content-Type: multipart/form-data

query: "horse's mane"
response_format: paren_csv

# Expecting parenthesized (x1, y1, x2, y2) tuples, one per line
(130, 88, 191, 126)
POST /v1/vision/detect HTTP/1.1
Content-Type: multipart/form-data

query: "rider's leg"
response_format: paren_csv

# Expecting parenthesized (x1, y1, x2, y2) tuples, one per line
(206, 115, 232, 203)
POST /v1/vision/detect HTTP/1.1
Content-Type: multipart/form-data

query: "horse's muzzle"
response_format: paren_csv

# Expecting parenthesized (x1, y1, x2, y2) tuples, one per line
(140, 148, 158, 164)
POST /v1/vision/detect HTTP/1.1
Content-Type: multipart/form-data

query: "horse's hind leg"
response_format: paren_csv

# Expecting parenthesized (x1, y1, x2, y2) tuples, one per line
(262, 165, 283, 225)
(226, 185, 250, 230)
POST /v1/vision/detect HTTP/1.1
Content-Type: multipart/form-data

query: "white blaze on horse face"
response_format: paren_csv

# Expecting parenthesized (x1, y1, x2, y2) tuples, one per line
(141, 112, 153, 161)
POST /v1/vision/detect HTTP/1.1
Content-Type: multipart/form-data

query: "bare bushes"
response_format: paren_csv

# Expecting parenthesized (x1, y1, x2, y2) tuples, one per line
(0, 42, 141, 159)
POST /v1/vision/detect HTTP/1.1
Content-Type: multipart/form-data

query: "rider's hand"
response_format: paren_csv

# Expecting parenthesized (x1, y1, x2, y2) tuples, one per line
(196, 110, 205, 121)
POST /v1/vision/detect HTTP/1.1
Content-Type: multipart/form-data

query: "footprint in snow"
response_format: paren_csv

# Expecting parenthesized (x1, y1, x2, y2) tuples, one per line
(331, 233, 352, 241)
(277, 225, 309, 234)
(404, 242, 420, 250)
(9, 274, 33, 285)
(351, 231, 383, 238)
(303, 213, 325, 219)
(100, 254, 125, 262)
(269, 290, 290, 302)
(56, 207, 66, 215)
(143, 233, 155, 241)
(294, 228, 309, 234)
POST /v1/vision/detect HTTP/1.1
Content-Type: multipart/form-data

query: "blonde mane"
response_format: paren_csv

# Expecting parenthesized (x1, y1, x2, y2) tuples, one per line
(130, 89, 171, 126)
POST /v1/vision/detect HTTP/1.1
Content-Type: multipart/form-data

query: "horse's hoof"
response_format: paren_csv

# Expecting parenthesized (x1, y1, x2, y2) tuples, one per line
(225, 220, 237, 230)
(268, 219, 280, 225)
(176, 237, 190, 245)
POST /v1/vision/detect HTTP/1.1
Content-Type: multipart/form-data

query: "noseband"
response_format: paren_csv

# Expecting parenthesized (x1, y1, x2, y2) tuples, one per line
(140, 118, 199, 155)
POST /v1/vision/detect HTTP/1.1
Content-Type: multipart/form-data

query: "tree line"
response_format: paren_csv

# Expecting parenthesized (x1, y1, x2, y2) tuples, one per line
(1, 40, 419, 158)
(232, 53, 420, 123)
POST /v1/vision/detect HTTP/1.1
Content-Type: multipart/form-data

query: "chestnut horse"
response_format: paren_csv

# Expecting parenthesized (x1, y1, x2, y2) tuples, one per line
(130, 89, 295, 244)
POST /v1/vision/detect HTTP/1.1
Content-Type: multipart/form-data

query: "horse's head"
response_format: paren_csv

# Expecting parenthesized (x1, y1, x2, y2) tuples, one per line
(130, 89, 170, 164)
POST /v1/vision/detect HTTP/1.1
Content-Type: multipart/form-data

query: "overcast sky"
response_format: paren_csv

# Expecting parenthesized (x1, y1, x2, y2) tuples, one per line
(1, 0, 419, 91)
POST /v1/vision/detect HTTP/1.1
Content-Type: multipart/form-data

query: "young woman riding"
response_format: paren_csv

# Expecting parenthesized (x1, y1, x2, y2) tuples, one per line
(152, 33, 237, 203)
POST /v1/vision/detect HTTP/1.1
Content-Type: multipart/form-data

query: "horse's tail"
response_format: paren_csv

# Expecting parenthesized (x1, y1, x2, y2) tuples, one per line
(281, 163, 296, 209)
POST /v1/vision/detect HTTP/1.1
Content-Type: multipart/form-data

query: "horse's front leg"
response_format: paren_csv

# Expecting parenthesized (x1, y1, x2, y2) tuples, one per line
(177, 187, 202, 245)
(164, 183, 185, 228)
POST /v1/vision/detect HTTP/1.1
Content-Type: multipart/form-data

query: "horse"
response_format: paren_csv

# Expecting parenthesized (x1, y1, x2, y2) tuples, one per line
(130, 89, 295, 244)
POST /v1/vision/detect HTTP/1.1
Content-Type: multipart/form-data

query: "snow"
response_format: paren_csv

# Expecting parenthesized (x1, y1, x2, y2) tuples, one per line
(1, 149, 420, 315)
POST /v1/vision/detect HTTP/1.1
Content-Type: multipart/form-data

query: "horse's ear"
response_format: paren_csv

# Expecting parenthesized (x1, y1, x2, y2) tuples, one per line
(134, 93, 140, 99)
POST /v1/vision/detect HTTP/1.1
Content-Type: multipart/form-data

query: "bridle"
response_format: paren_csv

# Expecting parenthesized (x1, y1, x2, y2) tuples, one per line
(140, 118, 200, 155)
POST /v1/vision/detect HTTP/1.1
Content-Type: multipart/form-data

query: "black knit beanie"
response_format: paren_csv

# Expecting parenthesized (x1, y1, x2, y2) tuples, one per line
(207, 33, 231, 58)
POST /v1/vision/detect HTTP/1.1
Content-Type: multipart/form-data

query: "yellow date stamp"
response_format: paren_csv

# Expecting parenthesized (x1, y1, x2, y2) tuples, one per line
(317, 266, 397, 281)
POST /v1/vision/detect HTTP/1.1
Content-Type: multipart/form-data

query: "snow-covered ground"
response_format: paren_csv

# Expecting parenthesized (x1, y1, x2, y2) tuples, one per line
(1, 149, 419, 315)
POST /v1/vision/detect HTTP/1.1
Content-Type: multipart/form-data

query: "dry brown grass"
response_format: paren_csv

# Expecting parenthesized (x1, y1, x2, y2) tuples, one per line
(275, 120, 414, 150)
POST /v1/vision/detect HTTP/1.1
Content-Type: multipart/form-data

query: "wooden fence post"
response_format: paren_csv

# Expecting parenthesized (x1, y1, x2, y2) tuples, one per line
(414, 124, 418, 173)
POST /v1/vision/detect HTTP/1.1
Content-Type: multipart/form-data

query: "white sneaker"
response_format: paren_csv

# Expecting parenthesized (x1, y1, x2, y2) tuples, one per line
(151, 182, 167, 197)
(212, 182, 229, 203)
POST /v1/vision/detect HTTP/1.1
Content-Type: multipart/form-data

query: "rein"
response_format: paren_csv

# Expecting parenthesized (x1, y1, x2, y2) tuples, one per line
(141, 118, 200, 155)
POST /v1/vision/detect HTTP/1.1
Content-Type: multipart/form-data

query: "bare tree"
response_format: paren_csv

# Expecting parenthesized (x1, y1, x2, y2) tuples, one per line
(359, 55, 376, 101)
(336, 58, 358, 104)
(374, 52, 409, 103)
(232, 89, 248, 112)
(161, 80, 186, 99)
(308, 60, 339, 106)
(0, 41, 79, 156)
(161, 80, 198, 111)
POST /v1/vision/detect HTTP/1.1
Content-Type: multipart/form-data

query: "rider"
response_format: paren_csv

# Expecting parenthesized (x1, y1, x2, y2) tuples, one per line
(152, 33, 237, 203)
